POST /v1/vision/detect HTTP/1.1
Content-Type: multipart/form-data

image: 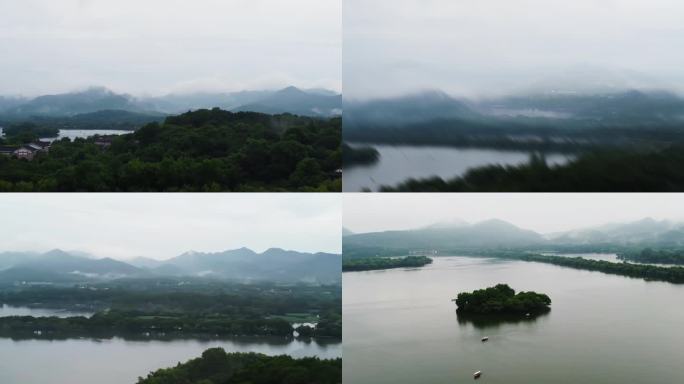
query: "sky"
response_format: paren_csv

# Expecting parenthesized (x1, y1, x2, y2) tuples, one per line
(0, 0, 341, 97)
(344, 193, 684, 234)
(0, 194, 341, 260)
(344, 0, 684, 99)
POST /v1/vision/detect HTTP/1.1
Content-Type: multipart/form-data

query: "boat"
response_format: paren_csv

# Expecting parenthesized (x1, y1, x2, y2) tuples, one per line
(481, 336, 489, 342)
(473, 371, 482, 379)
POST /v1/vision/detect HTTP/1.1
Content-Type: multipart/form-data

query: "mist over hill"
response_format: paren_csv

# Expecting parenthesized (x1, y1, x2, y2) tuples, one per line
(234, 86, 342, 117)
(0, 248, 341, 285)
(343, 87, 684, 149)
(0, 86, 342, 123)
(343, 218, 684, 257)
(344, 219, 547, 251)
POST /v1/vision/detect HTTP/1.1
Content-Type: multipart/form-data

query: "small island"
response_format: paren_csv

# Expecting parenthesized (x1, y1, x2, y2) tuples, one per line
(453, 284, 551, 315)
(342, 256, 432, 271)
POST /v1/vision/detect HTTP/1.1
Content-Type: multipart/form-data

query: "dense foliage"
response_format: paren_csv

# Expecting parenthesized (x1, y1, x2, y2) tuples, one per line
(342, 143, 379, 167)
(342, 256, 432, 271)
(454, 284, 551, 315)
(618, 248, 684, 265)
(0, 108, 341, 191)
(0, 280, 342, 340)
(137, 348, 341, 384)
(380, 147, 684, 192)
(1, 122, 58, 143)
(0, 311, 296, 340)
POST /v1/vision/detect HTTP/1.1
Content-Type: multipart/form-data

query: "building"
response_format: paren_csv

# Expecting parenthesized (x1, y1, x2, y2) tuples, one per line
(0, 141, 51, 160)
(13, 145, 37, 160)
(94, 136, 115, 149)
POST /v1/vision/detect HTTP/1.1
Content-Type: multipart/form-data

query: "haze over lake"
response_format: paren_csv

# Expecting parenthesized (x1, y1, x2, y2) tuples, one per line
(344, 256, 684, 384)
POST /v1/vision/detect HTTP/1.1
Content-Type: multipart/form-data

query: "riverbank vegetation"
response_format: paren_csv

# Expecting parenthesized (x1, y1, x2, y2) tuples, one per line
(380, 146, 684, 192)
(617, 248, 684, 265)
(456, 250, 684, 284)
(137, 348, 342, 384)
(1, 122, 59, 144)
(0, 108, 341, 192)
(342, 256, 432, 271)
(453, 284, 551, 315)
(517, 253, 684, 284)
(342, 143, 379, 167)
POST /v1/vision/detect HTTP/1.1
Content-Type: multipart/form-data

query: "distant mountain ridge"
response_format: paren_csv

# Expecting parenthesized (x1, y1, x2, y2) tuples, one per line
(234, 86, 342, 117)
(343, 88, 684, 146)
(344, 90, 477, 129)
(0, 247, 341, 285)
(344, 219, 547, 250)
(549, 218, 684, 246)
(0, 86, 342, 120)
(344, 218, 684, 255)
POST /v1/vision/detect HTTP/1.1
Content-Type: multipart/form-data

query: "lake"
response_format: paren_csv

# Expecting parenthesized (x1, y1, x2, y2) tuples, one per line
(0, 336, 340, 384)
(0, 127, 132, 141)
(44, 129, 132, 142)
(343, 256, 684, 384)
(0, 305, 94, 318)
(343, 144, 572, 192)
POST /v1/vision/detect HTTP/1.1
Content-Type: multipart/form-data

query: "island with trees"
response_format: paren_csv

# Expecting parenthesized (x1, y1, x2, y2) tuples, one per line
(342, 256, 432, 271)
(0, 108, 341, 192)
(137, 347, 342, 384)
(453, 284, 551, 315)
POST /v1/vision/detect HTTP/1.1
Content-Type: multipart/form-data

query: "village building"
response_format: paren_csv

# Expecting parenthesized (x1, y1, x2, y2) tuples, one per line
(0, 141, 51, 160)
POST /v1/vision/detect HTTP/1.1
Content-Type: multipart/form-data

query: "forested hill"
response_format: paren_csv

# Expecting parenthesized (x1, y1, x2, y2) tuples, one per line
(0, 108, 341, 192)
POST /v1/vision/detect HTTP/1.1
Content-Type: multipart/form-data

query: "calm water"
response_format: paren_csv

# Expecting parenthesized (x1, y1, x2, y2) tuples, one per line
(0, 305, 94, 318)
(0, 337, 341, 384)
(44, 129, 132, 142)
(0, 127, 131, 142)
(343, 256, 684, 384)
(343, 144, 571, 191)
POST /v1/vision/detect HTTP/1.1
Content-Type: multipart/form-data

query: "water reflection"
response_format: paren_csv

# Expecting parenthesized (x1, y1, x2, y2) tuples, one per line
(455, 309, 550, 330)
(0, 336, 341, 384)
(343, 143, 572, 191)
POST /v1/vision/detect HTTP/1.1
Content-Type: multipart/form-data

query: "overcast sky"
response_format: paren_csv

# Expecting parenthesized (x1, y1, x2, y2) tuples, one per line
(0, 194, 341, 260)
(0, 0, 341, 97)
(344, 194, 684, 234)
(344, 0, 684, 99)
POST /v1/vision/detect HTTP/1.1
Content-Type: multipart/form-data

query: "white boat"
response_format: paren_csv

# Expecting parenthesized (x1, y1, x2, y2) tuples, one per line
(481, 336, 489, 342)
(473, 371, 482, 379)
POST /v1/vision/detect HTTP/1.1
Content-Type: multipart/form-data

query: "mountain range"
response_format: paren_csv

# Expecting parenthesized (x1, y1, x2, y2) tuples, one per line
(0, 248, 341, 285)
(0, 86, 342, 122)
(343, 88, 684, 145)
(344, 218, 684, 255)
